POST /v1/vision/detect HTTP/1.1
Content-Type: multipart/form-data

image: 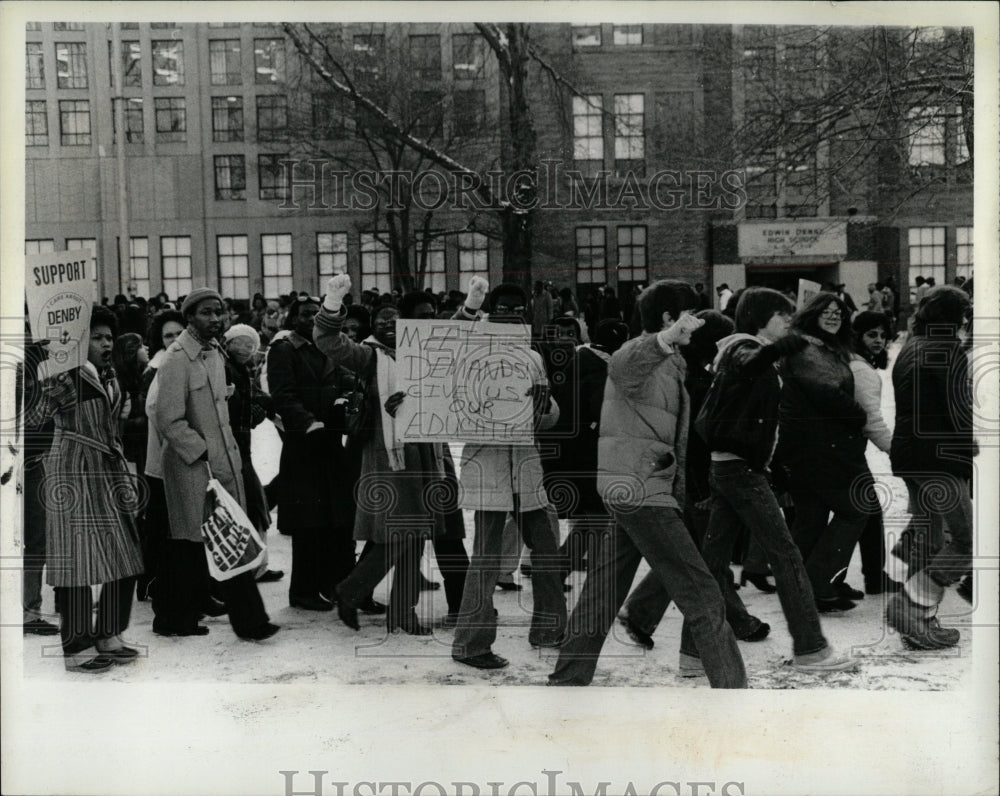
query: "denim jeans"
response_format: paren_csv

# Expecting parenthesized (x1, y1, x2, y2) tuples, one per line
(790, 483, 870, 602)
(903, 475, 973, 590)
(452, 507, 567, 658)
(337, 534, 424, 624)
(549, 507, 746, 688)
(681, 460, 827, 658)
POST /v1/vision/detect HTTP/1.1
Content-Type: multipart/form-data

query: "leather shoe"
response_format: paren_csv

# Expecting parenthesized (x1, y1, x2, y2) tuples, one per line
(200, 596, 228, 617)
(96, 644, 140, 664)
(23, 618, 60, 636)
(338, 601, 360, 631)
(359, 597, 387, 615)
(618, 615, 654, 650)
(836, 581, 865, 601)
(419, 573, 441, 591)
(453, 651, 509, 670)
(64, 651, 115, 673)
(290, 594, 334, 612)
(816, 596, 856, 613)
(153, 621, 209, 637)
(239, 622, 280, 641)
(496, 581, 522, 591)
(256, 569, 285, 583)
(387, 612, 432, 636)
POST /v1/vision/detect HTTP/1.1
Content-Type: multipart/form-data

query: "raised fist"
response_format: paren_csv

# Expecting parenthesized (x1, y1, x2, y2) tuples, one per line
(658, 311, 705, 347)
(324, 274, 352, 310)
(465, 276, 490, 311)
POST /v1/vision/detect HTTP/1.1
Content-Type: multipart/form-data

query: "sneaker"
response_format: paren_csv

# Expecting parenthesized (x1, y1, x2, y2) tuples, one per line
(792, 646, 859, 674)
(678, 652, 706, 678)
(617, 615, 654, 650)
(886, 592, 959, 650)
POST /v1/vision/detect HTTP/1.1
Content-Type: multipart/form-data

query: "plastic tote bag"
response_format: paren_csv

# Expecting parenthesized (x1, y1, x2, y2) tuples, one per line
(200, 464, 266, 581)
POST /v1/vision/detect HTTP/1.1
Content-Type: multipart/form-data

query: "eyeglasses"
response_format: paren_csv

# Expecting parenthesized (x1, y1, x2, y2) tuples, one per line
(819, 310, 843, 320)
(494, 304, 526, 314)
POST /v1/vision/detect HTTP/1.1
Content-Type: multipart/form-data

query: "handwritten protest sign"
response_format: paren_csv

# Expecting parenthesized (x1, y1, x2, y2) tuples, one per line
(394, 319, 537, 445)
(25, 248, 97, 378)
(797, 278, 822, 310)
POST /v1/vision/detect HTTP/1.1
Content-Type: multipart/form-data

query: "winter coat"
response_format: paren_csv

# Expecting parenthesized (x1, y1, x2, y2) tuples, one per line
(776, 336, 868, 490)
(849, 356, 892, 453)
(266, 331, 357, 532)
(448, 309, 559, 513)
(143, 353, 166, 480)
(698, 333, 784, 473)
(225, 356, 271, 534)
(891, 335, 975, 481)
(313, 308, 445, 542)
(597, 333, 689, 511)
(27, 365, 143, 587)
(155, 329, 246, 543)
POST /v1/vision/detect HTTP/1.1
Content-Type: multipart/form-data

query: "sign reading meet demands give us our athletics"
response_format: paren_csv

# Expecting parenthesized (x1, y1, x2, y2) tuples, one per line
(394, 319, 537, 445)
(25, 248, 97, 379)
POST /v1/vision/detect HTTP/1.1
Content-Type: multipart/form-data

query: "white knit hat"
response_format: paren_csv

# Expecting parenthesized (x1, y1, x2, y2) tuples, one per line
(223, 323, 261, 353)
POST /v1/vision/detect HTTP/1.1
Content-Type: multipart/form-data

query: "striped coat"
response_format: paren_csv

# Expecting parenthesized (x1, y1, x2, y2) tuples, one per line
(29, 366, 144, 587)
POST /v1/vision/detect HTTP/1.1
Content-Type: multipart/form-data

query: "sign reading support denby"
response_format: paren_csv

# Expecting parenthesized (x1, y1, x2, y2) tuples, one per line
(25, 248, 96, 378)
(394, 319, 537, 445)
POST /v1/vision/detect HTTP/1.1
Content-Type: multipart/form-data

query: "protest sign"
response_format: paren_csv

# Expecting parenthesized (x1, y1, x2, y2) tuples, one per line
(797, 278, 822, 310)
(394, 319, 537, 445)
(25, 248, 96, 378)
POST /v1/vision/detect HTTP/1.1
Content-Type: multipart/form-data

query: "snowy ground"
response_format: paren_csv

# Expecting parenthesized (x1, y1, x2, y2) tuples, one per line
(20, 338, 977, 689)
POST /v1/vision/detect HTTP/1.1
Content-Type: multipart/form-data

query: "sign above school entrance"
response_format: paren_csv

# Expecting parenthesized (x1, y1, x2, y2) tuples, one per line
(738, 219, 848, 259)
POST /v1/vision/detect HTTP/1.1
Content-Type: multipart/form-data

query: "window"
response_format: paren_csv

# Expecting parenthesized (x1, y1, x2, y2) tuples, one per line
(154, 97, 186, 141)
(954, 110, 970, 163)
(414, 232, 446, 294)
(209, 39, 242, 85)
(317, 232, 348, 277)
(254, 38, 285, 84)
(409, 34, 441, 80)
(410, 90, 444, 139)
(572, 24, 602, 47)
(613, 25, 642, 45)
(150, 23, 177, 29)
(614, 94, 645, 176)
(575, 227, 606, 285)
(616, 226, 647, 283)
(214, 155, 246, 200)
(211, 96, 244, 142)
(208, 22, 239, 28)
(311, 95, 346, 139)
(161, 236, 193, 298)
(353, 34, 384, 81)
(152, 40, 184, 86)
(908, 107, 945, 166)
(256, 94, 288, 140)
(218, 235, 250, 298)
(66, 238, 98, 283)
(26, 22, 42, 31)
(744, 161, 777, 219)
(659, 25, 693, 46)
(956, 226, 973, 281)
(54, 23, 85, 31)
(59, 100, 91, 145)
(55, 42, 87, 88)
(457, 232, 489, 283)
(258, 154, 289, 200)
(26, 101, 48, 146)
(112, 97, 144, 143)
(907, 227, 946, 287)
(360, 232, 392, 295)
(742, 46, 776, 86)
(121, 23, 139, 30)
(109, 41, 142, 87)
(25, 240, 55, 255)
(26, 43, 45, 89)
(453, 89, 485, 137)
(261, 234, 293, 297)
(452, 33, 485, 79)
(572, 94, 604, 177)
(126, 238, 150, 297)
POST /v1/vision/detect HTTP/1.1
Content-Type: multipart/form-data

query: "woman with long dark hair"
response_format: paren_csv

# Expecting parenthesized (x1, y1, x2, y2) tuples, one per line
(776, 293, 874, 613)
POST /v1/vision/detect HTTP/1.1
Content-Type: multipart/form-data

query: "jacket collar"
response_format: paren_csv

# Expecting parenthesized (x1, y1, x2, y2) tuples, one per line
(177, 328, 217, 361)
(287, 331, 312, 349)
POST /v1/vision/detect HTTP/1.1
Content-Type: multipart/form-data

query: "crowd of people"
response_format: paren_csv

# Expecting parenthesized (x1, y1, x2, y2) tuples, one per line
(19, 272, 975, 683)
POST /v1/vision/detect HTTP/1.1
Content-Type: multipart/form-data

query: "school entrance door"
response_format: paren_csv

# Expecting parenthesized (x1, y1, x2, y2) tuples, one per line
(745, 263, 839, 295)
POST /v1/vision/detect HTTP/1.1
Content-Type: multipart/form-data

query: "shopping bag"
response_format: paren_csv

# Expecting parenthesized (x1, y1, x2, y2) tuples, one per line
(200, 475, 266, 581)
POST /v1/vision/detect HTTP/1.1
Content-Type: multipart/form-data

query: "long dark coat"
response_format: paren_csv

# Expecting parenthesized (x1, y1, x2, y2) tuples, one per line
(312, 310, 445, 543)
(266, 331, 357, 532)
(225, 356, 271, 534)
(28, 366, 144, 587)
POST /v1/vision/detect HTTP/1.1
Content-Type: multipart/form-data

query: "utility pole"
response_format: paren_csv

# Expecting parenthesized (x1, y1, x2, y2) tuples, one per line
(110, 22, 130, 296)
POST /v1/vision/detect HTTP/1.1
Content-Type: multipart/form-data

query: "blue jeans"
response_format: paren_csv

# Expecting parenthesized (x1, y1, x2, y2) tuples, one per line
(549, 507, 746, 688)
(681, 460, 827, 658)
(904, 475, 973, 590)
(452, 507, 567, 658)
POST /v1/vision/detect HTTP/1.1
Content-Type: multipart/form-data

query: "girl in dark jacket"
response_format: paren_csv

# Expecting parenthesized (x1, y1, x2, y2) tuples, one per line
(777, 293, 874, 613)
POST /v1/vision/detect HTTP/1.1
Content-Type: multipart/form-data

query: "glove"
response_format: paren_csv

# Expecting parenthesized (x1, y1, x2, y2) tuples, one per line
(324, 274, 352, 312)
(384, 391, 405, 418)
(465, 276, 489, 312)
(656, 311, 704, 348)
